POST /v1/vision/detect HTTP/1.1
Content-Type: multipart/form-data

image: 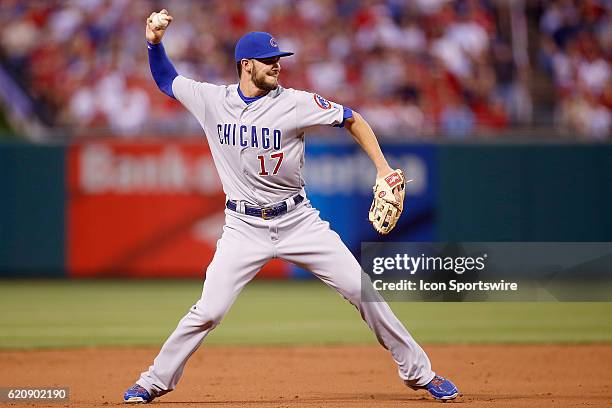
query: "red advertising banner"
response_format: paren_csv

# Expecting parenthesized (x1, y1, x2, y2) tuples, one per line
(67, 139, 288, 278)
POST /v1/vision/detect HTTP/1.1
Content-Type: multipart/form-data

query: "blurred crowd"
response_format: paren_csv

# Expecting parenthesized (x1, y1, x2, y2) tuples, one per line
(539, 0, 611, 140)
(0, 0, 609, 139)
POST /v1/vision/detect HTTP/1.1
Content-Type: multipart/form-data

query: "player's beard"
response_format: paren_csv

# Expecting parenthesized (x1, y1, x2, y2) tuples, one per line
(251, 67, 278, 92)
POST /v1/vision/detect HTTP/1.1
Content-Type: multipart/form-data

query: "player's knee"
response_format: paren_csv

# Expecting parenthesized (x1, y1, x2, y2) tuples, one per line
(339, 281, 362, 305)
(189, 302, 226, 329)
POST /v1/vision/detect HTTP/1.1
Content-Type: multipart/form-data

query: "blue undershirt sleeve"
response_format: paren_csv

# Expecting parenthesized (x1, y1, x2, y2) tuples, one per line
(147, 41, 178, 99)
(334, 107, 354, 128)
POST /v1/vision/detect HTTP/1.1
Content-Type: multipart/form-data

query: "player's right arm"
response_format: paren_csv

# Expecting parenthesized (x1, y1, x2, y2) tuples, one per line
(146, 9, 177, 98)
(145, 9, 220, 122)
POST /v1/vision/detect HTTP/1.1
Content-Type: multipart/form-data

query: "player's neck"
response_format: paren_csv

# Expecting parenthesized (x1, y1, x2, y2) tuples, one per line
(238, 79, 269, 98)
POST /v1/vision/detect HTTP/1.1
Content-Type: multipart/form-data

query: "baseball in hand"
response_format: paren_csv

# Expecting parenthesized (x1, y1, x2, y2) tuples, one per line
(151, 12, 170, 30)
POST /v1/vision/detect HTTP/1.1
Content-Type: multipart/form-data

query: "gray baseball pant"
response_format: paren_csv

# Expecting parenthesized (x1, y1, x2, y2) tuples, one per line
(137, 200, 434, 396)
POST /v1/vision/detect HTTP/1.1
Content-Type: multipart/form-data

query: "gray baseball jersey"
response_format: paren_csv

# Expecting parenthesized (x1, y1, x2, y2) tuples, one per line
(172, 76, 344, 205)
(135, 76, 435, 398)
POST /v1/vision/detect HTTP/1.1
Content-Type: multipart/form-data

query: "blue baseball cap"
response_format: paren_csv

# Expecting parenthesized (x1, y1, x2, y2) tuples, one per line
(234, 32, 294, 62)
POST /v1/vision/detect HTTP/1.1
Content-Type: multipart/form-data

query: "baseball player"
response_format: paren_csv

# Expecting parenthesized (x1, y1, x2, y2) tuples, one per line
(124, 9, 459, 403)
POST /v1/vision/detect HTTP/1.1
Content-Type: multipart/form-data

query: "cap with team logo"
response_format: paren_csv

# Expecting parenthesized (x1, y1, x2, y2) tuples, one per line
(234, 31, 294, 62)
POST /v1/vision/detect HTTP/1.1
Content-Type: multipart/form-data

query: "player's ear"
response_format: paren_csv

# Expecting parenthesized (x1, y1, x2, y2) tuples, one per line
(241, 59, 252, 75)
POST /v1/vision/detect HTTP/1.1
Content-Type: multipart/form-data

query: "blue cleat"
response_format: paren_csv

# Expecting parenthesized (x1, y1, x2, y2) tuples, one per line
(123, 384, 153, 404)
(407, 375, 459, 401)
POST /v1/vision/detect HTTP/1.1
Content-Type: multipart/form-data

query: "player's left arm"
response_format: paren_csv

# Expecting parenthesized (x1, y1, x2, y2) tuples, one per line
(346, 112, 407, 234)
(295, 91, 392, 176)
(344, 112, 394, 178)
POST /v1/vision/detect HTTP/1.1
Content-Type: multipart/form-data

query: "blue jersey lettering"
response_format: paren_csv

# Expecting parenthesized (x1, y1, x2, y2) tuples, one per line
(217, 123, 282, 150)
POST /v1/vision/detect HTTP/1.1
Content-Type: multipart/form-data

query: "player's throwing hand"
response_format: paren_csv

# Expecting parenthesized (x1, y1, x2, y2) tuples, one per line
(146, 9, 173, 44)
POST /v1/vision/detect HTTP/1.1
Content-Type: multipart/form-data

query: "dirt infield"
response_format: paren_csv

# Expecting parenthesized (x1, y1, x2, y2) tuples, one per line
(0, 344, 610, 407)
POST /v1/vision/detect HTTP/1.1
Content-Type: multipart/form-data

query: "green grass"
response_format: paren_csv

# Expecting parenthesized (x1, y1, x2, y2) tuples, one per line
(0, 280, 611, 349)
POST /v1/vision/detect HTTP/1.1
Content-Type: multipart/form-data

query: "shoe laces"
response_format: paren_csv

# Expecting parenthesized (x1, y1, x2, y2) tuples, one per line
(429, 376, 446, 388)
